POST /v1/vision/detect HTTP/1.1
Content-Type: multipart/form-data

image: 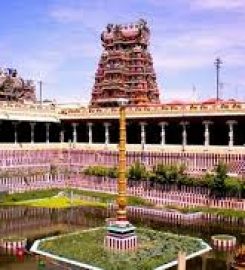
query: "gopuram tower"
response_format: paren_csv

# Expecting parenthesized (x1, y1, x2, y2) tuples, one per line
(90, 19, 160, 107)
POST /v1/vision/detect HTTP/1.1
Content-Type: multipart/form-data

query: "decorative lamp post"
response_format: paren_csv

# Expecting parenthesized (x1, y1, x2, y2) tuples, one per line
(117, 100, 127, 221)
(104, 98, 137, 252)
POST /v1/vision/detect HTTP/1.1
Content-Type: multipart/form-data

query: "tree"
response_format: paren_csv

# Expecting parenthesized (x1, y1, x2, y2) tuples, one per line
(210, 162, 227, 198)
(203, 172, 214, 188)
(241, 182, 245, 199)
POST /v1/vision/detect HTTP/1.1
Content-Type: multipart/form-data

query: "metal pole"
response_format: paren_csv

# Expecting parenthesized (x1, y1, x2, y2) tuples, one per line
(214, 58, 223, 101)
(39, 81, 43, 105)
(217, 60, 219, 100)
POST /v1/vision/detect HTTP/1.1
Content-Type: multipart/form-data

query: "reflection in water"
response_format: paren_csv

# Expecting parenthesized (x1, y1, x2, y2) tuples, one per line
(0, 206, 244, 270)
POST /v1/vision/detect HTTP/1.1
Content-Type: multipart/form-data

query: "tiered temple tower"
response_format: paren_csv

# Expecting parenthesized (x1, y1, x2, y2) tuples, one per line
(0, 68, 36, 102)
(90, 19, 160, 107)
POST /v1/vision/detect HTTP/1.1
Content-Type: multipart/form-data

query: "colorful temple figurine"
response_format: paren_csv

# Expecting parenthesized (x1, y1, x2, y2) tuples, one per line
(0, 68, 36, 102)
(90, 19, 160, 107)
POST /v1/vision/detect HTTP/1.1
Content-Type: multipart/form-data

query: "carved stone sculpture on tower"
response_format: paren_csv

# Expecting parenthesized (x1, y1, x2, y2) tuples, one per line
(0, 68, 36, 102)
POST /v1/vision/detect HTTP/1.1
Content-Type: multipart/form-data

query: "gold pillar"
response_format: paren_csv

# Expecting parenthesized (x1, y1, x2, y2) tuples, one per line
(116, 106, 127, 221)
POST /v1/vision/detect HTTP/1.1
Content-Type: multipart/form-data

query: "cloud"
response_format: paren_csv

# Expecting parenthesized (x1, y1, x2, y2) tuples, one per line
(49, 7, 84, 23)
(151, 25, 245, 73)
(49, 1, 245, 75)
(2, 0, 245, 104)
(0, 29, 99, 102)
(161, 88, 198, 102)
(147, 0, 245, 11)
(154, 54, 209, 71)
(48, 1, 245, 101)
(190, 0, 245, 10)
(49, 4, 110, 34)
(54, 94, 89, 105)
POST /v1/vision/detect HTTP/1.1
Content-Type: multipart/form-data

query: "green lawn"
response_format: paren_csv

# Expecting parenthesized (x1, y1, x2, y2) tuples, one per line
(38, 228, 207, 270)
(11, 196, 106, 209)
(1, 188, 152, 208)
(2, 189, 60, 203)
(2, 189, 244, 218)
(66, 188, 153, 207)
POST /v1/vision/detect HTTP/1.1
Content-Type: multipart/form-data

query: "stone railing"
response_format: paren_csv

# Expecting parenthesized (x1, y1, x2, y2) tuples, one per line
(73, 176, 210, 195)
(0, 102, 59, 122)
(69, 176, 245, 211)
(59, 102, 245, 120)
(0, 101, 244, 121)
(1, 172, 244, 211)
(0, 102, 57, 113)
(0, 146, 244, 175)
(0, 173, 66, 193)
(0, 142, 245, 154)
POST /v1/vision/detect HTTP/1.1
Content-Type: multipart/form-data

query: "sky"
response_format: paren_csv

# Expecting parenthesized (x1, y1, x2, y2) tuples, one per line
(0, 0, 245, 104)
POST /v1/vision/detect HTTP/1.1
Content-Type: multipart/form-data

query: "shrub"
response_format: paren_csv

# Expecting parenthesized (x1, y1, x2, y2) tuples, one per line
(152, 164, 186, 185)
(127, 161, 147, 181)
(84, 166, 118, 178)
(225, 177, 242, 198)
(83, 163, 244, 199)
(107, 167, 118, 178)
